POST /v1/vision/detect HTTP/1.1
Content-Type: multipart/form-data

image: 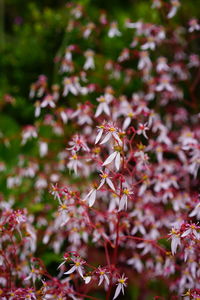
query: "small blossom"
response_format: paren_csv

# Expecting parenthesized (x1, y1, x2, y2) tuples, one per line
(137, 123, 149, 139)
(84, 50, 95, 70)
(98, 171, 115, 191)
(95, 95, 112, 118)
(169, 228, 181, 255)
(167, 0, 180, 19)
(64, 257, 85, 278)
(108, 22, 121, 38)
(119, 188, 133, 211)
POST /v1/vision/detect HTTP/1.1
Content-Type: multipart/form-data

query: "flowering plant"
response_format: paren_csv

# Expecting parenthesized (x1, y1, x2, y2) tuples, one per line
(0, 1, 200, 299)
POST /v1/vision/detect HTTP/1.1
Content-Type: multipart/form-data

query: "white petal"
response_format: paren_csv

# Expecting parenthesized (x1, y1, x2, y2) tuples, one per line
(84, 189, 94, 201)
(113, 284, 122, 300)
(119, 195, 127, 211)
(100, 132, 112, 145)
(115, 152, 121, 170)
(78, 266, 84, 278)
(106, 178, 115, 191)
(64, 265, 76, 275)
(57, 261, 66, 269)
(95, 104, 103, 118)
(89, 190, 97, 207)
(84, 276, 91, 284)
(70, 85, 78, 95)
(103, 152, 117, 166)
(104, 274, 110, 285)
(98, 179, 105, 190)
(181, 229, 191, 237)
(95, 129, 103, 144)
(122, 117, 131, 130)
(112, 132, 122, 145)
(98, 275, 104, 286)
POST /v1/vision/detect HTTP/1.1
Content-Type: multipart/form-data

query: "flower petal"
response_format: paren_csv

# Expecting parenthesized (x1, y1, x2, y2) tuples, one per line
(113, 283, 122, 300)
(115, 152, 121, 170)
(103, 151, 117, 166)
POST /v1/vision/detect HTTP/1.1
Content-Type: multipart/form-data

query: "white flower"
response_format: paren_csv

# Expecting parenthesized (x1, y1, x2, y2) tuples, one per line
(127, 255, 143, 273)
(95, 95, 112, 118)
(63, 77, 78, 96)
(84, 50, 95, 70)
(156, 75, 174, 92)
(156, 57, 169, 73)
(24, 267, 40, 285)
(22, 126, 38, 145)
(167, 0, 180, 19)
(113, 274, 127, 300)
(97, 267, 110, 286)
(67, 153, 83, 175)
(181, 224, 199, 239)
(119, 188, 133, 211)
(40, 94, 56, 108)
(99, 127, 122, 146)
(98, 171, 115, 191)
(138, 51, 152, 70)
(169, 228, 181, 255)
(64, 258, 85, 278)
(141, 37, 156, 51)
(108, 22, 121, 38)
(83, 22, 95, 38)
(188, 19, 200, 32)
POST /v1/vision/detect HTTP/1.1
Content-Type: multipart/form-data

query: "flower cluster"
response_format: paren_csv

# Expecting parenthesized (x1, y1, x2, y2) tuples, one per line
(0, 1, 200, 299)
